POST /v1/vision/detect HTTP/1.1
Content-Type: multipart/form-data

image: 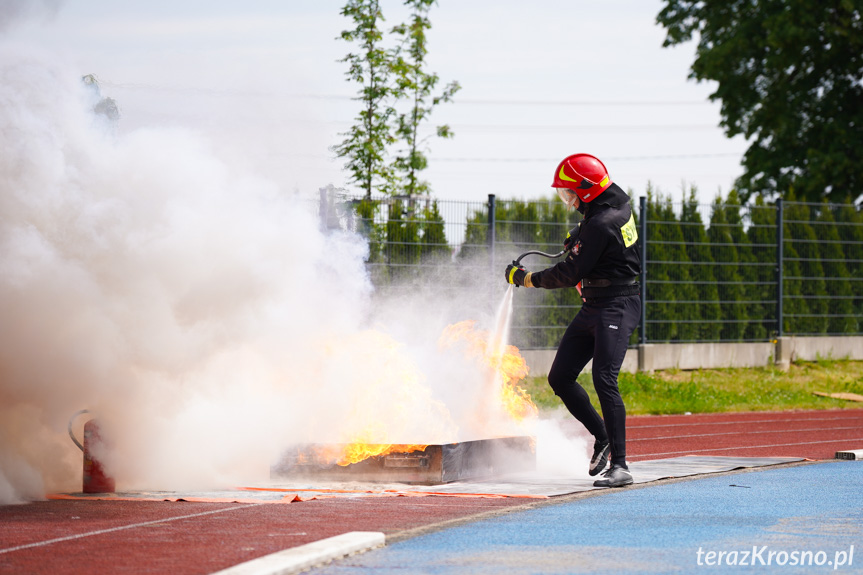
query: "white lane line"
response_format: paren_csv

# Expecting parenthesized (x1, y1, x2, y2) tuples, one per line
(209, 531, 386, 575)
(632, 437, 863, 459)
(629, 425, 863, 442)
(0, 503, 263, 555)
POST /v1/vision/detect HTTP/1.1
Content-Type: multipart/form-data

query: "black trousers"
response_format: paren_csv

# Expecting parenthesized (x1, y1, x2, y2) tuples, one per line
(547, 294, 641, 467)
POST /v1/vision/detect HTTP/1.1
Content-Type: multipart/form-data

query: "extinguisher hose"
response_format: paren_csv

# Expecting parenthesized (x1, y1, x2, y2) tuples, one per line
(68, 409, 91, 452)
(514, 249, 566, 265)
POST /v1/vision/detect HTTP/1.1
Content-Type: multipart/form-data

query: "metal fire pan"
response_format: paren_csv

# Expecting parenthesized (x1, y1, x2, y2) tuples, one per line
(271, 436, 535, 485)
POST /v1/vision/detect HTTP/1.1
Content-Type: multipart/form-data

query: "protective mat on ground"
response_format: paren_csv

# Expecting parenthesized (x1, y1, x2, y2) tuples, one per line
(376, 455, 805, 497)
(48, 455, 803, 502)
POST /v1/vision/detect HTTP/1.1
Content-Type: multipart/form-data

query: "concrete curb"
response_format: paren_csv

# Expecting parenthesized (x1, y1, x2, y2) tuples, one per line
(210, 531, 385, 575)
(836, 449, 863, 460)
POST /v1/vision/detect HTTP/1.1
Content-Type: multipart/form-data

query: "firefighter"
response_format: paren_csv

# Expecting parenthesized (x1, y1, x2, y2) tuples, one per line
(505, 153, 641, 488)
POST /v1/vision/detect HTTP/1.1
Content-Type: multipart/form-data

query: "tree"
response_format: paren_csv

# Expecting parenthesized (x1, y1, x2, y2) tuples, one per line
(352, 197, 387, 286)
(747, 195, 780, 337)
(789, 200, 828, 334)
(419, 199, 450, 264)
(657, 1, 863, 204)
(507, 201, 541, 250)
(390, 0, 460, 197)
(836, 199, 863, 333)
(645, 187, 680, 342)
(334, 0, 397, 198)
(708, 196, 747, 341)
(724, 190, 766, 340)
(385, 198, 421, 281)
(815, 201, 855, 334)
(680, 186, 721, 341)
(459, 208, 490, 261)
(780, 194, 825, 334)
(660, 191, 698, 342)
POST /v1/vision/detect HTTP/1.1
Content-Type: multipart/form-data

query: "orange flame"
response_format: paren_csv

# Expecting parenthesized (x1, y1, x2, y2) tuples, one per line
(305, 442, 428, 466)
(310, 330, 455, 467)
(317, 322, 537, 467)
(439, 320, 538, 422)
(335, 443, 427, 466)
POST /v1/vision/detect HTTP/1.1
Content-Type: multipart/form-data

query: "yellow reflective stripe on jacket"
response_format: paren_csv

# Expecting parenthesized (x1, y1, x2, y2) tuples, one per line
(620, 213, 638, 248)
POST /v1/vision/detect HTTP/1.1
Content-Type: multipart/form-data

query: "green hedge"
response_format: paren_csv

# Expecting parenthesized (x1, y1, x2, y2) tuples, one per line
(347, 192, 863, 345)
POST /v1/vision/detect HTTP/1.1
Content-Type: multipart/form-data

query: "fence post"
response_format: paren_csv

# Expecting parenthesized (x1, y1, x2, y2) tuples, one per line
(488, 194, 496, 283)
(639, 195, 647, 345)
(776, 198, 784, 338)
(319, 187, 328, 232)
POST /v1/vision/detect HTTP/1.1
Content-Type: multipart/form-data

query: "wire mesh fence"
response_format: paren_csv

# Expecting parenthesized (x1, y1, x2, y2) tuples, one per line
(320, 186, 863, 348)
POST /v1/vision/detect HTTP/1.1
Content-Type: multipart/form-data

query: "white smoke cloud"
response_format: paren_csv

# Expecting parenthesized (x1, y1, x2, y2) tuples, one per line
(0, 40, 554, 503)
(0, 0, 63, 33)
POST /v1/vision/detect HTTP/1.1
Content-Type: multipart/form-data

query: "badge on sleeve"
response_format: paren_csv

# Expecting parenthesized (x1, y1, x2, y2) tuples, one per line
(620, 213, 638, 248)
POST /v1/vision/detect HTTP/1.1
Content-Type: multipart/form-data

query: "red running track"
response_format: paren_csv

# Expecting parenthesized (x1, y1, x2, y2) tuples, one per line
(626, 408, 863, 461)
(1, 408, 861, 574)
(0, 497, 528, 574)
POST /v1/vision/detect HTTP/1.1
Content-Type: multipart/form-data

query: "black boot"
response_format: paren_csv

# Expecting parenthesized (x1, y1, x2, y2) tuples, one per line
(593, 464, 633, 488)
(589, 439, 610, 476)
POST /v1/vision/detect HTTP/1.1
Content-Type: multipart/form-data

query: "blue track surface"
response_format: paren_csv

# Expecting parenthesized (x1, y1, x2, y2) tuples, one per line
(313, 461, 863, 574)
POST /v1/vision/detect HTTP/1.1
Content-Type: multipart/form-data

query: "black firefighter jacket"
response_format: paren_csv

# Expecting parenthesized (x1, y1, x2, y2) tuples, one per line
(529, 183, 641, 290)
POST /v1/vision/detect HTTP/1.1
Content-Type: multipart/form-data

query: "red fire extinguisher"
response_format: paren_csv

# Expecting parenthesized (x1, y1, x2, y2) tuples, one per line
(69, 410, 115, 494)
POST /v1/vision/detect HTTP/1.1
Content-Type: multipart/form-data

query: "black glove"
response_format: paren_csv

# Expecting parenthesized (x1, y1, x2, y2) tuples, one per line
(505, 262, 527, 286)
(563, 223, 581, 251)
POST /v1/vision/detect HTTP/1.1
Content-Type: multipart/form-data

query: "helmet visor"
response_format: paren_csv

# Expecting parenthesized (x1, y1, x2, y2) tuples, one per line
(556, 187, 578, 207)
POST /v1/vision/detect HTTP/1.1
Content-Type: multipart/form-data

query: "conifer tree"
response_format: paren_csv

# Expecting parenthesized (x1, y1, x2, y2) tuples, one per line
(725, 190, 765, 340)
(459, 206, 491, 261)
(646, 187, 679, 342)
(835, 199, 863, 332)
(354, 197, 386, 269)
(681, 186, 721, 340)
(784, 198, 827, 334)
(385, 198, 420, 282)
(708, 196, 747, 340)
(779, 194, 807, 334)
(746, 195, 780, 338)
(660, 191, 698, 341)
(509, 201, 541, 250)
(419, 199, 450, 264)
(815, 201, 855, 334)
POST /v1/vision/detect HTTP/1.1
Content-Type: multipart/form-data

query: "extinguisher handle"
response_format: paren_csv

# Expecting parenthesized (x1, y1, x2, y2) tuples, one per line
(68, 409, 91, 452)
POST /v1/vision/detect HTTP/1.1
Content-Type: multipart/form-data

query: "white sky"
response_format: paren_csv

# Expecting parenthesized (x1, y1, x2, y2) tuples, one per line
(9, 0, 748, 206)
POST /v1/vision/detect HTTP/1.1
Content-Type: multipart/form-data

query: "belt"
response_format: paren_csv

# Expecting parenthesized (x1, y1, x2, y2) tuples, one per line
(582, 276, 638, 288)
(581, 278, 641, 303)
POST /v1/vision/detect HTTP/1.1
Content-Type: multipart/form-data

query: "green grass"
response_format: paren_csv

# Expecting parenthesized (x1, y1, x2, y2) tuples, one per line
(521, 359, 863, 415)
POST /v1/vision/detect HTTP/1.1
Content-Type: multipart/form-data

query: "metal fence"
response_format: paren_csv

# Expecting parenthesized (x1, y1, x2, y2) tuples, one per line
(320, 187, 863, 348)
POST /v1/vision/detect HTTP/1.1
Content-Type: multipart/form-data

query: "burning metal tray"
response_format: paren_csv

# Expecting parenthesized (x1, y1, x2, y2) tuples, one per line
(271, 436, 535, 485)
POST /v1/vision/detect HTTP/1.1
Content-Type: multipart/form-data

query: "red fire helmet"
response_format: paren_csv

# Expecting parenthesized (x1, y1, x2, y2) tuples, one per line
(551, 153, 612, 205)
